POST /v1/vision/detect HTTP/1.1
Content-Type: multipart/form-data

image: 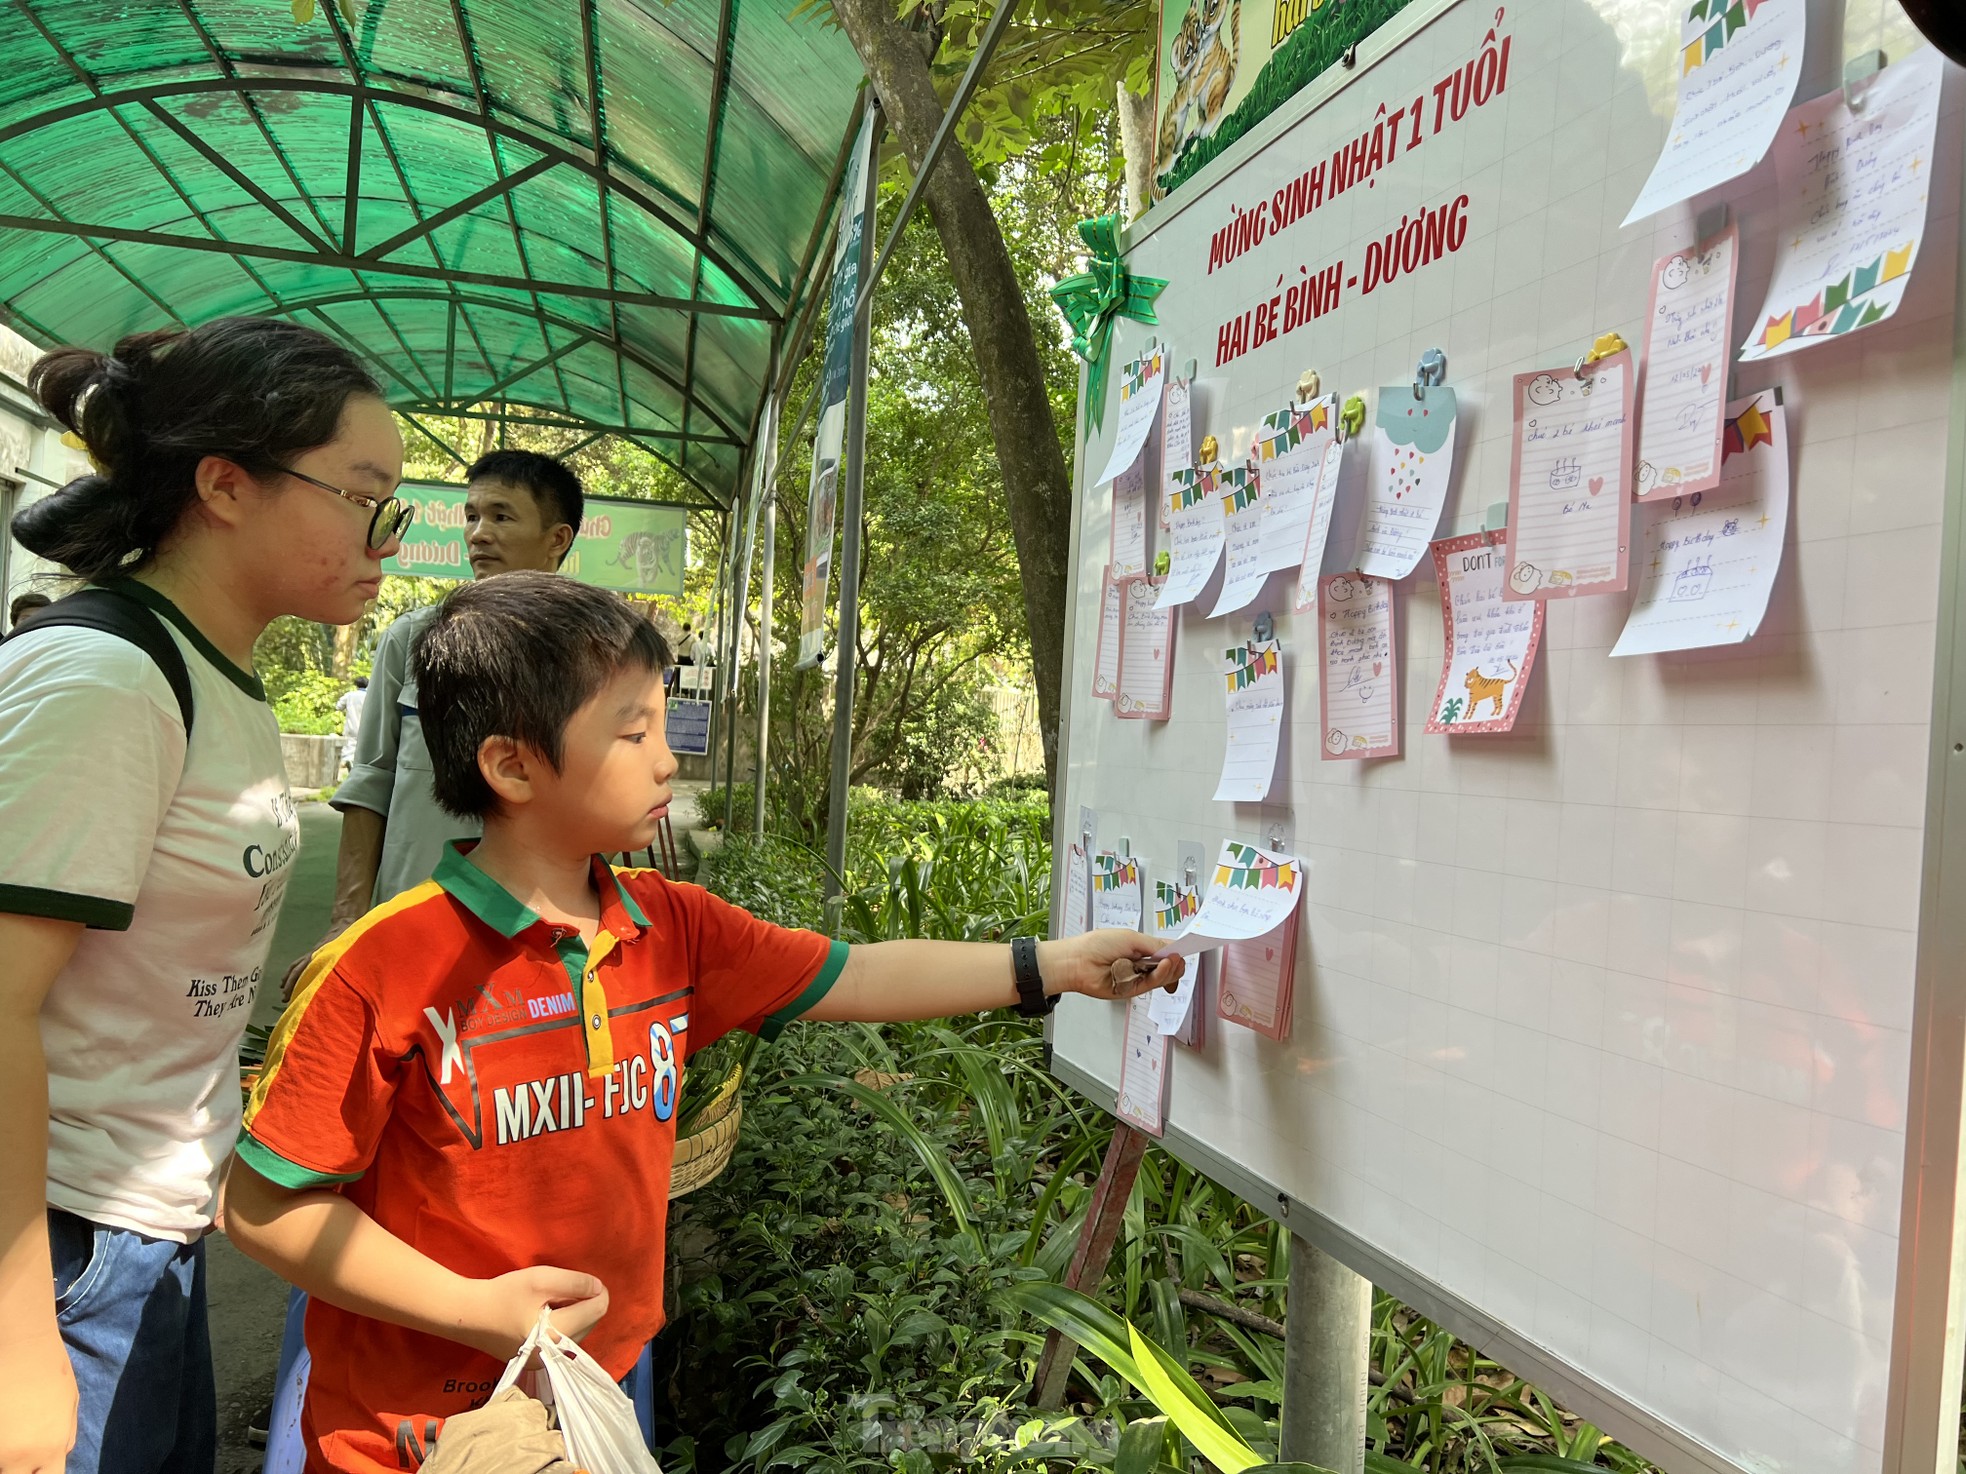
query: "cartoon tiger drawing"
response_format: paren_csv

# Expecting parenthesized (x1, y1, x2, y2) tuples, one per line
(1155, 0, 1240, 191)
(1463, 658, 1520, 718)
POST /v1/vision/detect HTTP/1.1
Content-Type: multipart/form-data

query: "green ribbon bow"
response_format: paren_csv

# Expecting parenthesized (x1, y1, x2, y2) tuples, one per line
(1049, 216, 1168, 437)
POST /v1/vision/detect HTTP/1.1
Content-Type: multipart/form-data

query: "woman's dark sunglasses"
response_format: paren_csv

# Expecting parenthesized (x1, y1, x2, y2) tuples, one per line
(273, 465, 416, 552)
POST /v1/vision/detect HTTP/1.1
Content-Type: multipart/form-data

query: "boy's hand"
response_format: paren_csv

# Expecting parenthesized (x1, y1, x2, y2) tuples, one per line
(1037, 930, 1184, 1002)
(467, 1267, 610, 1359)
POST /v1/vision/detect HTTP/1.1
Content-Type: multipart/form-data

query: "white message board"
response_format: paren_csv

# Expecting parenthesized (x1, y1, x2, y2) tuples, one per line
(1050, 7, 1966, 1474)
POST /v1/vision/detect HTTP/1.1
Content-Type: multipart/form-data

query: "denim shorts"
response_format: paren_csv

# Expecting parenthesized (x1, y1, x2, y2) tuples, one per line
(49, 1208, 215, 1474)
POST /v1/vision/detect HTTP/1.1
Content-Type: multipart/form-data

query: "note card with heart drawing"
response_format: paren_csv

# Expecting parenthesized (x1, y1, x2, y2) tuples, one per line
(1637, 227, 1738, 499)
(1116, 574, 1176, 720)
(1091, 566, 1122, 702)
(1505, 351, 1635, 601)
(1059, 843, 1089, 938)
(1318, 574, 1399, 760)
(1214, 637, 1284, 801)
(1116, 993, 1171, 1135)
(1427, 530, 1544, 735)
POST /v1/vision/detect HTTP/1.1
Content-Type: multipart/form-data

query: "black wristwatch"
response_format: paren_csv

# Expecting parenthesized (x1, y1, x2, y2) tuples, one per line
(1011, 936, 1057, 1017)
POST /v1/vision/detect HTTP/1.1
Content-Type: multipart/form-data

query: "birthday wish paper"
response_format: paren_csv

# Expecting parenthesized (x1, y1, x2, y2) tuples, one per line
(1148, 879, 1203, 1038)
(1155, 841, 1305, 958)
(1111, 457, 1149, 577)
(1210, 466, 1269, 616)
(1427, 530, 1545, 734)
(1637, 227, 1739, 498)
(1158, 467, 1224, 608)
(1116, 574, 1176, 720)
(1623, 0, 1806, 224)
(1254, 395, 1340, 575)
(1092, 852, 1145, 932)
(1357, 385, 1457, 581)
(1318, 574, 1399, 760)
(1092, 566, 1122, 701)
(1742, 46, 1946, 362)
(1116, 995, 1171, 1135)
(1505, 352, 1636, 600)
(1614, 391, 1790, 655)
(1097, 348, 1165, 486)
(1292, 437, 1348, 613)
(1214, 638, 1284, 802)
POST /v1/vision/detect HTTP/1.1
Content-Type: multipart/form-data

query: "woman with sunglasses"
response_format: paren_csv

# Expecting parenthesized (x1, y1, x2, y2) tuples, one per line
(0, 317, 407, 1473)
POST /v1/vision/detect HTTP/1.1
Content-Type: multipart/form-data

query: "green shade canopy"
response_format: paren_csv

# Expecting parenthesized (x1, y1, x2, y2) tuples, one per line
(0, 0, 868, 506)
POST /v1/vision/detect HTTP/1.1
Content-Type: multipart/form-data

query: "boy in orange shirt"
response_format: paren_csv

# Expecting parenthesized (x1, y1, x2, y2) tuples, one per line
(225, 572, 1178, 1474)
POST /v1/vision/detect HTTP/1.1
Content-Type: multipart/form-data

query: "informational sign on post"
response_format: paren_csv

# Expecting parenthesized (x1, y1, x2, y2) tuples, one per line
(385, 485, 688, 597)
(663, 698, 712, 757)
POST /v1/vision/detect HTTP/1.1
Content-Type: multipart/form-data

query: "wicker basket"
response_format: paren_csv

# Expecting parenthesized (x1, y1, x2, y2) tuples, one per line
(670, 1063, 743, 1198)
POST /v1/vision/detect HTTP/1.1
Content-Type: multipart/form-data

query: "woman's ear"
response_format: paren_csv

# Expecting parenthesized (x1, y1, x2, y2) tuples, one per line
(477, 735, 536, 808)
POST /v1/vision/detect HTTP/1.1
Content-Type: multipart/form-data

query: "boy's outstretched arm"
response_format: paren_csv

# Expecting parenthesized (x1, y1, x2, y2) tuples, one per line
(223, 1161, 609, 1360)
(802, 929, 1181, 1024)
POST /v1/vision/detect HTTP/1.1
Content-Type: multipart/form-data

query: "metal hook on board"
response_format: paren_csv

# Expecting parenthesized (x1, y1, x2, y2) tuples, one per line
(1695, 202, 1729, 248)
(1845, 50, 1887, 113)
(1296, 369, 1322, 404)
(1181, 358, 1198, 382)
(1413, 347, 1447, 400)
(1118, 836, 1132, 859)
(1268, 820, 1289, 851)
(1182, 855, 1198, 889)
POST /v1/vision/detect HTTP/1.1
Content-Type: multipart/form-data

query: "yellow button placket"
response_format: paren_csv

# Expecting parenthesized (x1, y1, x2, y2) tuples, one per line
(581, 930, 620, 1078)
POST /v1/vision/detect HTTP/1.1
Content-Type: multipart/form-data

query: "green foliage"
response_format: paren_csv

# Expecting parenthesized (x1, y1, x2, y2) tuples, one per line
(265, 663, 369, 735)
(1156, 0, 1417, 196)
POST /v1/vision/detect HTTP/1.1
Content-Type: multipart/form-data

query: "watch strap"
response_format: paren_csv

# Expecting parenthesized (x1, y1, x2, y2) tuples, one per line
(1012, 935, 1056, 1017)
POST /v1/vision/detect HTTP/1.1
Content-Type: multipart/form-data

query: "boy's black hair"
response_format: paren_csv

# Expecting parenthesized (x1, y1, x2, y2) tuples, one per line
(411, 571, 672, 819)
(466, 450, 585, 564)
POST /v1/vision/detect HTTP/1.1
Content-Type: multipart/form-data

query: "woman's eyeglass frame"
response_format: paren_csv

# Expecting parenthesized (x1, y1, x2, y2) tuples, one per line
(272, 464, 416, 552)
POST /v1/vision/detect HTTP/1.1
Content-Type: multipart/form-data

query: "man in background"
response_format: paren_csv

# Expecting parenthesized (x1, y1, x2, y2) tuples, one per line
(7, 590, 50, 631)
(284, 450, 583, 993)
(333, 675, 368, 775)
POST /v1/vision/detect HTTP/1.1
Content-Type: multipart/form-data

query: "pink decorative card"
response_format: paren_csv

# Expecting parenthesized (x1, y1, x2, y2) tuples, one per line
(1427, 530, 1544, 734)
(1505, 350, 1635, 600)
(1317, 573, 1399, 760)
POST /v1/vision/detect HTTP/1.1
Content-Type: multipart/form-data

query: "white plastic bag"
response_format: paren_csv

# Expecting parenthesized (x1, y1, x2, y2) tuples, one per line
(492, 1310, 663, 1474)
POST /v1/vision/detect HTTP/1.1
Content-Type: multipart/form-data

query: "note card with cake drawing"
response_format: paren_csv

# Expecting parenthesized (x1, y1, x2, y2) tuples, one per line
(1356, 385, 1457, 580)
(1092, 852, 1145, 932)
(1060, 842, 1090, 937)
(1116, 573, 1176, 720)
(1622, 0, 1806, 224)
(1613, 391, 1790, 656)
(1154, 840, 1306, 958)
(1091, 566, 1122, 701)
(1214, 637, 1284, 802)
(1148, 879, 1205, 1042)
(1318, 574, 1399, 760)
(1158, 465, 1224, 608)
(1254, 394, 1340, 576)
(1505, 352, 1635, 600)
(1427, 530, 1545, 734)
(1741, 46, 1945, 362)
(1637, 227, 1738, 499)
(1097, 347, 1166, 486)
(1210, 465, 1269, 616)
(1292, 436, 1348, 613)
(1116, 994, 1171, 1135)
(1111, 457, 1149, 577)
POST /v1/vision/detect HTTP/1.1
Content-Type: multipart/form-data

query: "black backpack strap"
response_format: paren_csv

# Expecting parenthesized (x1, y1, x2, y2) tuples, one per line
(3, 587, 195, 736)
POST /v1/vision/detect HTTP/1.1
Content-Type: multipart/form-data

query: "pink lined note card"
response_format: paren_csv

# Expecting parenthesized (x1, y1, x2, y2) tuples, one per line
(1505, 351, 1635, 601)
(1116, 995, 1171, 1135)
(1116, 574, 1175, 720)
(1091, 565, 1121, 702)
(1637, 227, 1738, 499)
(1318, 574, 1399, 760)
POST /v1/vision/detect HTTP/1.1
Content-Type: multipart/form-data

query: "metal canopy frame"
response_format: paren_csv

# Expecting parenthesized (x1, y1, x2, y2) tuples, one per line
(0, 0, 870, 510)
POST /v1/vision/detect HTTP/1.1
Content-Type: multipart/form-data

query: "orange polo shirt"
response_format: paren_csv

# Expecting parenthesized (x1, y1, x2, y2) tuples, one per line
(238, 843, 847, 1474)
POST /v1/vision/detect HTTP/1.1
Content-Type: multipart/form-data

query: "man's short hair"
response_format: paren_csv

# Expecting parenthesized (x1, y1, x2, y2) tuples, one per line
(411, 571, 672, 819)
(465, 450, 584, 550)
(8, 591, 52, 630)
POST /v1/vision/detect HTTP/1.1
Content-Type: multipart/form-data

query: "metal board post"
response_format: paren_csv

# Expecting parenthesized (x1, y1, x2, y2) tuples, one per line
(753, 482, 777, 836)
(1281, 1233, 1371, 1474)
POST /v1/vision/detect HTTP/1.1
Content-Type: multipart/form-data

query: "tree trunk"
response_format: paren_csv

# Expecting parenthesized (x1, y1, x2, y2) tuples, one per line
(829, 0, 1074, 795)
(1115, 81, 1156, 221)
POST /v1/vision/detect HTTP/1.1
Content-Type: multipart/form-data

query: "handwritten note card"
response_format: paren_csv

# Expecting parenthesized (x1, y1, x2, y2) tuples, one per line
(1318, 575, 1399, 760)
(1058, 843, 1089, 938)
(1092, 566, 1122, 701)
(1111, 458, 1149, 577)
(1210, 466, 1269, 616)
(1214, 638, 1284, 802)
(1219, 923, 1297, 1041)
(1092, 853, 1144, 932)
(1097, 348, 1166, 486)
(1148, 879, 1204, 1039)
(1293, 438, 1347, 613)
(1357, 386, 1458, 580)
(1427, 530, 1545, 734)
(1159, 378, 1193, 532)
(1741, 46, 1946, 362)
(1622, 0, 1805, 224)
(1614, 391, 1790, 656)
(1638, 228, 1738, 498)
(1254, 395, 1340, 575)
(1156, 841, 1306, 956)
(1116, 574, 1176, 720)
(1505, 352, 1635, 600)
(1116, 995, 1171, 1135)
(1158, 468, 1224, 609)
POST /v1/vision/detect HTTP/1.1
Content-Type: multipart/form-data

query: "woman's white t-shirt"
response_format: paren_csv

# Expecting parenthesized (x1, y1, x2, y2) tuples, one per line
(0, 585, 300, 1241)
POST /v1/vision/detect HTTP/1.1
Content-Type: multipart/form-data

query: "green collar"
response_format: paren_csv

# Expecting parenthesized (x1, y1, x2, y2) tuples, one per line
(434, 841, 650, 940)
(106, 579, 265, 701)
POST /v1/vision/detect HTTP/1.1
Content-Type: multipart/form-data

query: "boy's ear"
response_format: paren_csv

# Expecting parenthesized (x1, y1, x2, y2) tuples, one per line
(476, 734, 538, 808)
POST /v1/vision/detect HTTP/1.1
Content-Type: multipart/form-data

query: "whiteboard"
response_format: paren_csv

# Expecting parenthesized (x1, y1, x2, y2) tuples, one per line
(1048, 5, 1966, 1474)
